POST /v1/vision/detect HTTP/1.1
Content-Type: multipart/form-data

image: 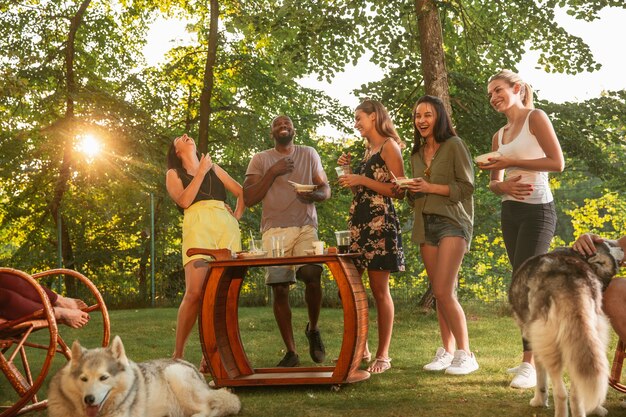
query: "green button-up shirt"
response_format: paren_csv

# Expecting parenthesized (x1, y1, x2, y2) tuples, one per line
(408, 136, 474, 250)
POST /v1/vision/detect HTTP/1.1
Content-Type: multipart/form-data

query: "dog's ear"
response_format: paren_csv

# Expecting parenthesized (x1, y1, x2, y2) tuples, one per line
(109, 335, 130, 367)
(593, 241, 623, 273)
(70, 340, 85, 369)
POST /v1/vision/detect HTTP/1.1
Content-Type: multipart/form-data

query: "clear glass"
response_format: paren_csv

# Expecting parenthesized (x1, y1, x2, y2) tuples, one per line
(271, 235, 285, 257)
(334, 230, 351, 254)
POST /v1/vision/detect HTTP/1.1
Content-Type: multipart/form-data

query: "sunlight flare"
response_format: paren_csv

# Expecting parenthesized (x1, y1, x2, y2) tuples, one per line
(76, 134, 103, 161)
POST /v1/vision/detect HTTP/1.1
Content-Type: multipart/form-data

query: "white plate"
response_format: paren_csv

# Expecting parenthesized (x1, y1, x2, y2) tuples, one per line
(394, 178, 414, 188)
(237, 251, 267, 259)
(288, 181, 316, 193)
(474, 151, 501, 165)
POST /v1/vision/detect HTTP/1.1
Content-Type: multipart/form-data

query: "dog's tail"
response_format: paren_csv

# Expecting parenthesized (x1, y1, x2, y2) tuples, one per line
(533, 291, 609, 413)
(566, 298, 609, 413)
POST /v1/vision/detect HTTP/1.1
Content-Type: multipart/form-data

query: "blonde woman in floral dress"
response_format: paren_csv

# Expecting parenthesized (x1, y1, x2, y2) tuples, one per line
(337, 99, 405, 374)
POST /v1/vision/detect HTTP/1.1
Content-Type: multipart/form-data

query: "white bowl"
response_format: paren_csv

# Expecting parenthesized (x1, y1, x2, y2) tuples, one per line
(295, 185, 316, 193)
(394, 178, 414, 188)
(474, 151, 501, 165)
(288, 181, 316, 193)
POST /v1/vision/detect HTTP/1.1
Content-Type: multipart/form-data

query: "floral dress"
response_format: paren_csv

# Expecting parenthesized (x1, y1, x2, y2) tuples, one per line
(348, 147, 405, 272)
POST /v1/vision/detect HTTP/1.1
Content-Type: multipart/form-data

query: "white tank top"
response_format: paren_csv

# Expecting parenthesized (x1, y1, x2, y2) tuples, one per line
(497, 111, 553, 204)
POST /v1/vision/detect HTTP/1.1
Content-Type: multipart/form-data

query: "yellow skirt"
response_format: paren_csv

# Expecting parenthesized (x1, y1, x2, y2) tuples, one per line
(182, 200, 241, 266)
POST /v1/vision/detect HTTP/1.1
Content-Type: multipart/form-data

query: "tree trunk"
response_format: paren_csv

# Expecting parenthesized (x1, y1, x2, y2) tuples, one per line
(48, 0, 91, 295)
(414, 0, 452, 310)
(198, 0, 219, 154)
(418, 284, 436, 311)
(414, 0, 452, 117)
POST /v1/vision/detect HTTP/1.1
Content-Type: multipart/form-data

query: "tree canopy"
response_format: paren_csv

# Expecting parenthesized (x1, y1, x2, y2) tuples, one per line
(1, 0, 624, 305)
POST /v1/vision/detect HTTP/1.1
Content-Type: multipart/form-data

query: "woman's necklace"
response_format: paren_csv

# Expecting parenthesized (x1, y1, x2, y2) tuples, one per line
(423, 142, 440, 177)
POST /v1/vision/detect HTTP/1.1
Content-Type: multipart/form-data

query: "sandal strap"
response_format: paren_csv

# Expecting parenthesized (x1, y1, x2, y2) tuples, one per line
(367, 357, 392, 373)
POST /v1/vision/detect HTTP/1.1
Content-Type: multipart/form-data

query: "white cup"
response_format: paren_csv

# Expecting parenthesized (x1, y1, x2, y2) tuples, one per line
(335, 165, 350, 177)
(312, 241, 325, 255)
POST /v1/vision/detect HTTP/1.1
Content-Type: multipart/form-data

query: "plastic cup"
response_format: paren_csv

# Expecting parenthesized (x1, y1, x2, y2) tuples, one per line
(335, 165, 350, 177)
(334, 230, 351, 254)
(249, 239, 263, 253)
(271, 235, 285, 257)
(312, 241, 325, 255)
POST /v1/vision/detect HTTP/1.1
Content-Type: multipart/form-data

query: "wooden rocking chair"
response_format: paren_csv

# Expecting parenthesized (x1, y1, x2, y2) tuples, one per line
(0, 268, 110, 417)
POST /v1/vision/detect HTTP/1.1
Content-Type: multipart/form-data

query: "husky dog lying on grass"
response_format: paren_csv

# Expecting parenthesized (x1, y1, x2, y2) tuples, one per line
(48, 335, 241, 417)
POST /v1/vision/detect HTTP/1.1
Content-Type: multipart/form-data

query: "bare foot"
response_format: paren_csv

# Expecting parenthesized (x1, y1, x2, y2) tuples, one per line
(54, 307, 90, 328)
(55, 296, 88, 310)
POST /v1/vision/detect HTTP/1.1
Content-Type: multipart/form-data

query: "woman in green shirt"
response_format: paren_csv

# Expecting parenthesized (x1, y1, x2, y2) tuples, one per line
(402, 95, 477, 375)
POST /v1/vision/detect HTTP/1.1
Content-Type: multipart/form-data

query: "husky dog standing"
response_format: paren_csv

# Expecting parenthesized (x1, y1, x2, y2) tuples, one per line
(48, 335, 241, 417)
(509, 240, 624, 417)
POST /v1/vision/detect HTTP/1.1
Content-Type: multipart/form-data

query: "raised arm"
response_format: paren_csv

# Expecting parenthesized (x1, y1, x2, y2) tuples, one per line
(165, 154, 213, 209)
(338, 141, 405, 199)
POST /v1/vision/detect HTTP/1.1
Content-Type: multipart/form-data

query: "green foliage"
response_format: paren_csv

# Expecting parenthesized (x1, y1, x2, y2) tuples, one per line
(1, 1, 625, 306)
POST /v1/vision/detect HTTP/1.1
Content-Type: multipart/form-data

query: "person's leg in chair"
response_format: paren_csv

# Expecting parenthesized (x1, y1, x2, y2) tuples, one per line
(604, 278, 626, 341)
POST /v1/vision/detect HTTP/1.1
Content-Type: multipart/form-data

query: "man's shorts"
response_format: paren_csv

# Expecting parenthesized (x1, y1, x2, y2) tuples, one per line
(262, 225, 321, 285)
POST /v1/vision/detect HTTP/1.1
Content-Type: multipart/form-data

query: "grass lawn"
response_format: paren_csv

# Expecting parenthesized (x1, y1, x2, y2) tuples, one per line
(2, 302, 625, 416)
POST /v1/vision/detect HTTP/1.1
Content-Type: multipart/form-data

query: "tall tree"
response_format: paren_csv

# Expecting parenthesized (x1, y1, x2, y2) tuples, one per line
(49, 0, 92, 275)
(415, 0, 451, 115)
(197, 0, 219, 153)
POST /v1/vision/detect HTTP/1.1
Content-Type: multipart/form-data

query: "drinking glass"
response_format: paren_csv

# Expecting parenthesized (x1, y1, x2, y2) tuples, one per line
(334, 230, 351, 254)
(271, 235, 285, 257)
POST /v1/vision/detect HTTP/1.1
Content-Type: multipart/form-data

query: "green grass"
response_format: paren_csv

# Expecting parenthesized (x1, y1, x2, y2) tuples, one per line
(2, 303, 625, 416)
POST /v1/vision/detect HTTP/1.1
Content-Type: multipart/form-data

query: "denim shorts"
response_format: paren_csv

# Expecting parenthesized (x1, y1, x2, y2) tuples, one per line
(423, 214, 467, 246)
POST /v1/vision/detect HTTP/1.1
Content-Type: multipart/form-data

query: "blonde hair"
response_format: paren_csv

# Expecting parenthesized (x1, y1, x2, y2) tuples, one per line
(489, 70, 534, 109)
(355, 99, 406, 149)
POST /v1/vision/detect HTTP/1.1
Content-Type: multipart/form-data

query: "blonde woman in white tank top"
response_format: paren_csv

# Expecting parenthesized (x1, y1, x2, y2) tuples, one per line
(481, 70, 564, 389)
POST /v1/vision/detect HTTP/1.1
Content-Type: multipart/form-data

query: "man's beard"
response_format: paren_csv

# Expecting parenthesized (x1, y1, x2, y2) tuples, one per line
(275, 132, 294, 145)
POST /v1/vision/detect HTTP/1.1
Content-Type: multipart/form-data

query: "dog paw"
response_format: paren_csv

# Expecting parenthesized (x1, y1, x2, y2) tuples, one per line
(529, 396, 547, 408)
(589, 405, 608, 416)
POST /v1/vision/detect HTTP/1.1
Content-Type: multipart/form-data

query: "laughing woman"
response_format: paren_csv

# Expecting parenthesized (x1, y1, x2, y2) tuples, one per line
(404, 95, 478, 375)
(166, 134, 244, 365)
(481, 70, 564, 389)
(337, 99, 405, 374)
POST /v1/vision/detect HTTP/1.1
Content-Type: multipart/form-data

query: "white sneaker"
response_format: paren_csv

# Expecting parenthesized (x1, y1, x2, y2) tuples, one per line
(444, 350, 479, 375)
(423, 347, 454, 371)
(621, 399, 626, 409)
(509, 362, 536, 389)
(506, 365, 520, 374)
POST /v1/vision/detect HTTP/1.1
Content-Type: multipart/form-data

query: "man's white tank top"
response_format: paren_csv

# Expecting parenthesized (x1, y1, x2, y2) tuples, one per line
(497, 110, 554, 204)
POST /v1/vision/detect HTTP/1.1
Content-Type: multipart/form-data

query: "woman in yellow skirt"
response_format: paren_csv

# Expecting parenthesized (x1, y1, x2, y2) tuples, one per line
(166, 133, 244, 362)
